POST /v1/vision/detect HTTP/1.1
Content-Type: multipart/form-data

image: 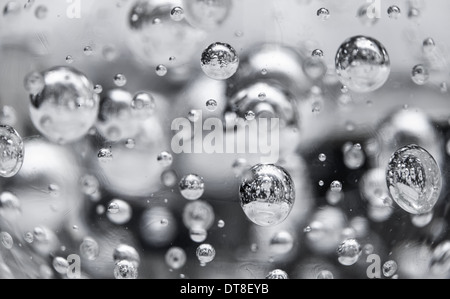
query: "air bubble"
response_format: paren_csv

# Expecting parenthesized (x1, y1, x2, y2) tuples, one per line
(387, 5, 401, 19)
(411, 65, 429, 85)
(206, 99, 218, 111)
(156, 65, 168, 77)
(179, 174, 205, 200)
(170, 6, 184, 21)
(157, 151, 173, 167)
(80, 237, 99, 261)
(196, 244, 216, 264)
(53, 257, 69, 275)
(114, 74, 127, 87)
(201, 42, 239, 80)
(165, 247, 186, 270)
(107, 199, 132, 225)
(1, 232, 13, 249)
(0, 125, 24, 178)
(114, 260, 138, 279)
(266, 269, 288, 279)
(337, 239, 362, 266)
(317, 8, 330, 20)
(383, 260, 398, 277)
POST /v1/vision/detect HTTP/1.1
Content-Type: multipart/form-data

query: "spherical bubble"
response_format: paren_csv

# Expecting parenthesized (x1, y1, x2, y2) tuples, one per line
(411, 211, 433, 228)
(113, 244, 140, 267)
(269, 231, 294, 255)
(266, 269, 288, 279)
(106, 199, 132, 225)
(80, 174, 100, 196)
(383, 260, 398, 277)
(430, 241, 450, 275)
(24, 232, 34, 244)
(139, 206, 177, 247)
(161, 169, 178, 187)
(0, 125, 24, 178)
(357, 3, 379, 26)
(335, 36, 390, 93)
(114, 260, 138, 279)
(28, 67, 100, 144)
(179, 174, 205, 200)
(24, 71, 45, 96)
(206, 99, 218, 112)
(423, 38, 436, 53)
(318, 153, 327, 162)
(343, 143, 365, 170)
(183, 200, 215, 230)
(80, 237, 99, 261)
(326, 190, 344, 205)
(201, 42, 239, 80)
(411, 65, 429, 85)
(190, 228, 208, 243)
(183, 0, 232, 29)
(386, 144, 442, 215)
(312, 49, 324, 58)
(131, 92, 156, 119)
(1, 232, 13, 249)
(52, 257, 69, 274)
(155, 64, 168, 77)
(317, 8, 330, 20)
(113, 74, 127, 87)
(94, 84, 103, 94)
(170, 6, 184, 21)
(337, 238, 362, 266)
(157, 151, 173, 167)
(303, 56, 327, 81)
(239, 164, 295, 227)
(217, 220, 225, 228)
(330, 180, 342, 192)
(96, 89, 142, 142)
(188, 110, 200, 122)
(165, 247, 186, 270)
(387, 5, 401, 19)
(196, 244, 216, 264)
(244, 111, 255, 121)
(65, 55, 74, 64)
(83, 45, 93, 56)
(317, 270, 334, 279)
(98, 148, 113, 163)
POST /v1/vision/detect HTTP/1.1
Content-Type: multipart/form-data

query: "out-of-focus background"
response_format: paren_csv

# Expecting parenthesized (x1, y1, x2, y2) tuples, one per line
(0, 0, 449, 279)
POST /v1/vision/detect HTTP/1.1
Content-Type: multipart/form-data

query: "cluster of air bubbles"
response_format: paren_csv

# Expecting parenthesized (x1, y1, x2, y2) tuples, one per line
(386, 145, 442, 215)
(335, 36, 390, 93)
(337, 239, 362, 266)
(179, 174, 205, 200)
(165, 247, 187, 270)
(239, 164, 295, 227)
(201, 42, 239, 80)
(266, 269, 288, 279)
(0, 125, 24, 178)
(196, 244, 216, 265)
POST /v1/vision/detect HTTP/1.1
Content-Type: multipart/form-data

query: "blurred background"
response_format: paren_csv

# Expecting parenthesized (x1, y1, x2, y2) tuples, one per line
(0, 0, 449, 279)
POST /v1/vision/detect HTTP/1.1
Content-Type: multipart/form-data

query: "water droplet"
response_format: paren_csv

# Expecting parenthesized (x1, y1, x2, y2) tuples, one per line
(179, 174, 205, 200)
(261, 68, 268, 76)
(383, 260, 398, 277)
(156, 64, 168, 77)
(0, 125, 24, 178)
(201, 42, 239, 80)
(98, 148, 113, 163)
(411, 65, 429, 85)
(266, 269, 288, 279)
(317, 8, 330, 20)
(190, 228, 208, 243)
(386, 144, 441, 215)
(239, 164, 295, 227)
(335, 36, 390, 93)
(131, 92, 155, 118)
(114, 74, 127, 87)
(387, 5, 401, 19)
(318, 180, 324, 187)
(1, 232, 13, 249)
(196, 244, 216, 264)
(80, 237, 99, 261)
(157, 151, 173, 167)
(317, 270, 334, 279)
(107, 199, 132, 225)
(183, 200, 215, 230)
(52, 257, 69, 274)
(337, 238, 362, 266)
(94, 84, 103, 94)
(330, 180, 342, 192)
(188, 110, 200, 122)
(113, 244, 140, 267)
(114, 260, 138, 279)
(170, 6, 184, 21)
(206, 99, 218, 112)
(165, 247, 186, 270)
